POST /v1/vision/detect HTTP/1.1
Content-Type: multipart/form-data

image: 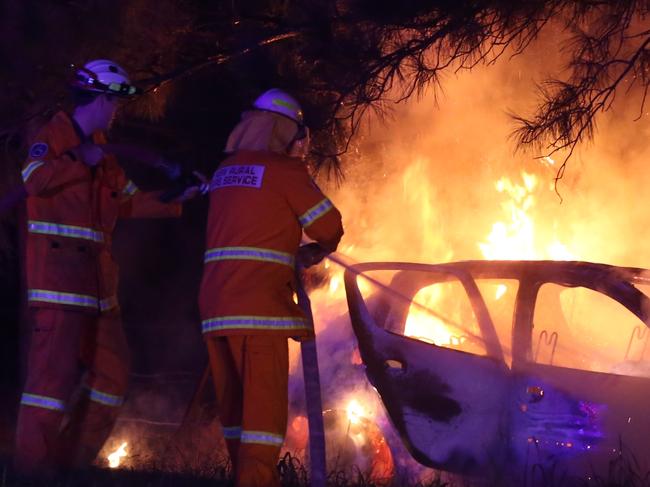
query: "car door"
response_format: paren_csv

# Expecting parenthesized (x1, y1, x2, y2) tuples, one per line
(344, 262, 511, 474)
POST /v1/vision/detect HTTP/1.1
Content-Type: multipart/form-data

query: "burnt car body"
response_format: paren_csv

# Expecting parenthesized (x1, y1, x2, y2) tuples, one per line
(343, 260, 650, 478)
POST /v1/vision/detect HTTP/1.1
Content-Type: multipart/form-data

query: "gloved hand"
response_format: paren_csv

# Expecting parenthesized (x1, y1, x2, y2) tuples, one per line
(154, 158, 182, 180)
(70, 143, 104, 167)
(297, 243, 328, 268)
(171, 171, 210, 202)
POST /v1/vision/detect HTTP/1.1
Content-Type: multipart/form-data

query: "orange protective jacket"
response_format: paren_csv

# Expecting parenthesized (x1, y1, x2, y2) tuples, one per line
(22, 111, 181, 314)
(199, 150, 344, 338)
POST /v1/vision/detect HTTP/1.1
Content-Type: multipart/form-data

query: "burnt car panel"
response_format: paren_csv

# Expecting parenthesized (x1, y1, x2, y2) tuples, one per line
(344, 261, 650, 476)
(345, 272, 510, 472)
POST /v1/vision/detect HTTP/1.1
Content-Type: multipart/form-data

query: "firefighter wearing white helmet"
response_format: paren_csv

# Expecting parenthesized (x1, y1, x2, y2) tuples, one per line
(253, 88, 304, 124)
(201, 90, 343, 486)
(248, 88, 311, 159)
(14, 59, 185, 473)
(70, 59, 139, 97)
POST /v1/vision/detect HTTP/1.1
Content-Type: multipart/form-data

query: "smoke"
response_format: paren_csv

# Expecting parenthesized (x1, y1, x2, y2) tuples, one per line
(319, 27, 650, 269)
(295, 28, 650, 481)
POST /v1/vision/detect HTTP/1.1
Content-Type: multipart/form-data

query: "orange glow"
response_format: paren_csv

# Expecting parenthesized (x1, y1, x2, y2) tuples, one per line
(351, 348, 363, 365)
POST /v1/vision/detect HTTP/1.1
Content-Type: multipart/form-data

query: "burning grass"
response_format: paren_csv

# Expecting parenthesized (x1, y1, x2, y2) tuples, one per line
(1, 448, 649, 487)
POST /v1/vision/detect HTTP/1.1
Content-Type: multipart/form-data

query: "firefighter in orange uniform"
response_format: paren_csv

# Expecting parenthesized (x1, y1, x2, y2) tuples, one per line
(199, 89, 344, 486)
(15, 59, 194, 472)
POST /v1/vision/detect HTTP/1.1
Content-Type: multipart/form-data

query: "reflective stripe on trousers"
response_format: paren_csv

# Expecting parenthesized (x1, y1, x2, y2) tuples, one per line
(240, 430, 284, 446)
(298, 198, 334, 227)
(204, 246, 294, 267)
(28, 220, 104, 243)
(85, 387, 124, 407)
(99, 296, 119, 312)
(202, 316, 308, 334)
(28, 289, 118, 312)
(20, 392, 66, 412)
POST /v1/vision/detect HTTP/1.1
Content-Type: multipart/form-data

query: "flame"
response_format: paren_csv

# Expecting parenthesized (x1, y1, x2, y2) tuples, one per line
(478, 172, 576, 261)
(548, 240, 577, 261)
(400, 169, 580, 349)
(295, 154, 584, 473)
(329, 274, 342, 294)
(542, 156, 556, 166)
(346, 399, 365, 425)
(495, 284, 507, 300)
(404, 286, 453, 345)
(478, 172, 537, 260)
(107, 441, 128, 469)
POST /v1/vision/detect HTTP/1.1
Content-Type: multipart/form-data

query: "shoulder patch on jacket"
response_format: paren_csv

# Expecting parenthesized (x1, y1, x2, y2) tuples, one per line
(211, 164, 265, 190)
(29, 142, 49, 158)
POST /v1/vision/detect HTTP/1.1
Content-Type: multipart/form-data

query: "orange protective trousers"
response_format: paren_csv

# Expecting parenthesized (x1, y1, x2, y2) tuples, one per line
(206, 335, 288, 487)
(15, 308, 130, 472)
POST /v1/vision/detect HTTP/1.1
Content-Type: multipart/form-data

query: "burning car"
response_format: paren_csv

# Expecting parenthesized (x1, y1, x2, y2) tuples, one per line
(344, 260, 650, 480)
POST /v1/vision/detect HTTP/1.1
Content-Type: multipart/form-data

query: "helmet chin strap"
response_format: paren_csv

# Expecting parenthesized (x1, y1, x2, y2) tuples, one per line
(287, 126, 310, 159)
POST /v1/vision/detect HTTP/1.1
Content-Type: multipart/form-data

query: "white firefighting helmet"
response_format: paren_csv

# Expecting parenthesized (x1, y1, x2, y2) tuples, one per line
(253, 89, 304, 125)
(70, 59, 139, 97)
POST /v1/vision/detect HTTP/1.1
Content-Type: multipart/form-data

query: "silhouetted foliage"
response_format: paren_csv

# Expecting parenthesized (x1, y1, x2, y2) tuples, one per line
(3, 1, 649, 175)
(513, 2, 650, 184)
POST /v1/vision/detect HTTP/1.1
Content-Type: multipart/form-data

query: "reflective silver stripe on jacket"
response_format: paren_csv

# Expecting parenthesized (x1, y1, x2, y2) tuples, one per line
(204, 246, 294, 267)
(22, 160, 46, 183)
(123, 180, 138, 196)
(298, 198, 334, 227)
(222, 426, 242, 440)
(202, 316, 308, 334)
(28, 220, 104, 243)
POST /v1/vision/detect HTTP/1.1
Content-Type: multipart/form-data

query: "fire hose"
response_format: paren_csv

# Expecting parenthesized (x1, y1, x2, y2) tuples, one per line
(174, 248, 470, 484)
(161, 247, 494, 483)
(175, 247, 463, 483)
(295, 266, 327, 487)
(0, 143, 185, 215)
